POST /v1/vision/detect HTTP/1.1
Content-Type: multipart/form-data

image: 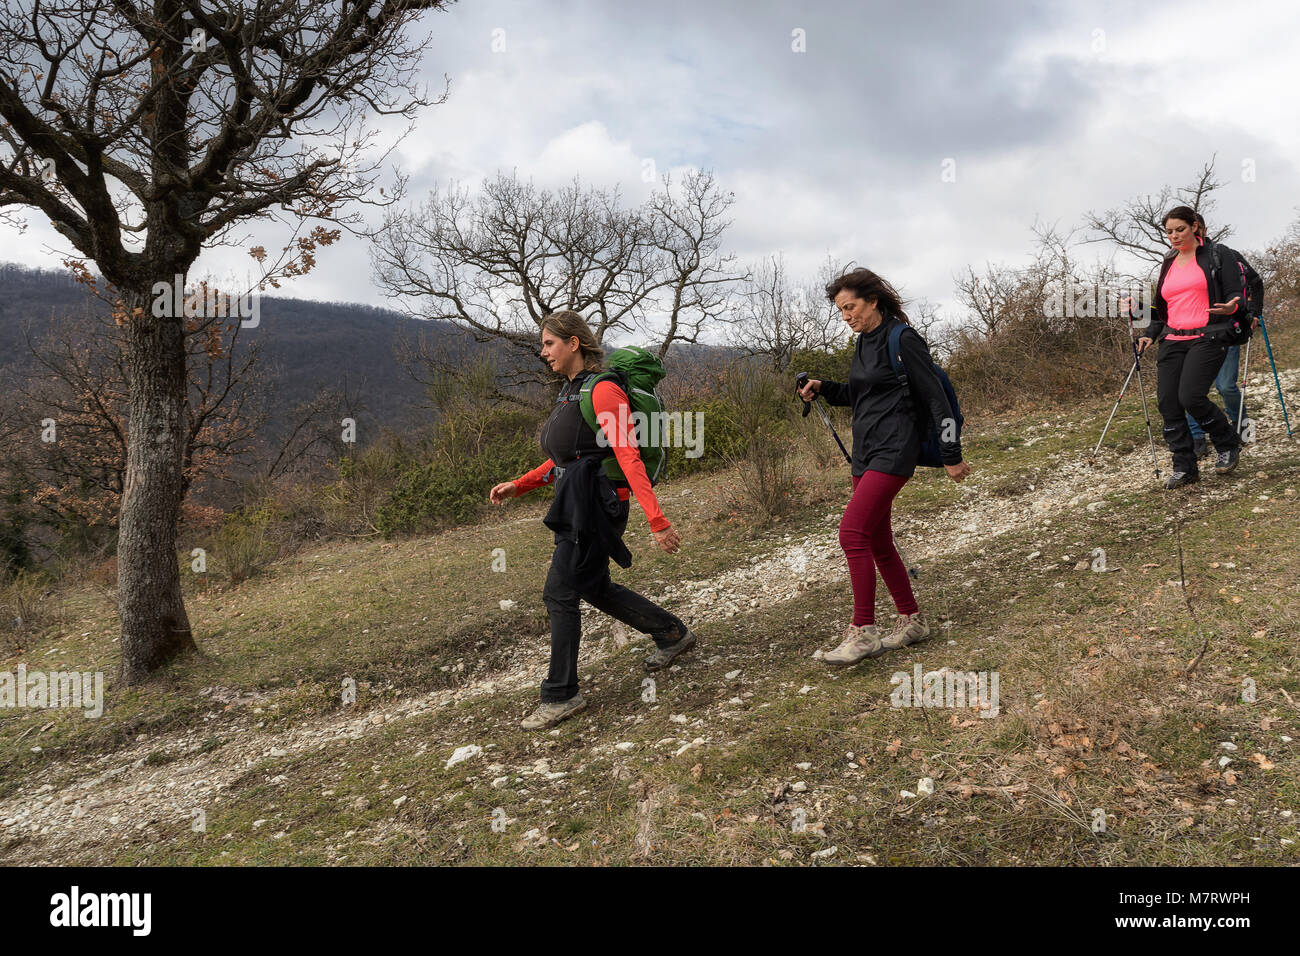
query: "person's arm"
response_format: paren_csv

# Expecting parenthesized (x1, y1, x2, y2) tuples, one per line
(817, 379, 852, 406)
(590, 379, 671, 533)
(512, 458, 558, 496)
(898, 328, 962, 466)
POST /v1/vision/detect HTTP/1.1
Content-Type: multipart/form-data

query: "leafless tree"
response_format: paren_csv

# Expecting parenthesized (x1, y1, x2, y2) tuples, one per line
(1083, 158, 1230, 267)
(729, 254, 847, 371)
(0, 0, 454, 683)
(373, 168, 747, 398)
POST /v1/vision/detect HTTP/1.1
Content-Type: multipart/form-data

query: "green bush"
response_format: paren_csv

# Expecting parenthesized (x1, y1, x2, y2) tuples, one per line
(375, 406, 543, 536)
(211, 506, 280, 586)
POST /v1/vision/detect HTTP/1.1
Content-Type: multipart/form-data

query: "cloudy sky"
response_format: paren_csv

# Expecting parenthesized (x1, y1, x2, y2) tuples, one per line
(3, 0, 1298, 337)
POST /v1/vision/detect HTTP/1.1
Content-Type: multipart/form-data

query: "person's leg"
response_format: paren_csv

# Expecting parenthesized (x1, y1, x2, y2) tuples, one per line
(575, 507, 688, 649)
(1156, 341, 1197, 475)
(824, 472, 891, 665)
(861, 473, 917, 616)
(1215, 345, 1242, 429)
(1180, 340, 1240, 454)
(540, 535, 584, 702)
(1186, 410, 1205, 442)
(841, 471, 906, 627)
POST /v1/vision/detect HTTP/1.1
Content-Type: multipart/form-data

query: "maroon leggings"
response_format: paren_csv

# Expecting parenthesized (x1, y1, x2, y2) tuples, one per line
(839, 470, 918, 626)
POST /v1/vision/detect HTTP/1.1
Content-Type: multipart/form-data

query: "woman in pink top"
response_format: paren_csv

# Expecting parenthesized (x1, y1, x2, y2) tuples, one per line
(1134, 205, 1251, 488)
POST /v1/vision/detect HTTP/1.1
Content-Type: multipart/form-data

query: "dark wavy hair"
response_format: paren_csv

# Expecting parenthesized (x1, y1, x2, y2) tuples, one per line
(824, 267, 909, 324)
(1163, 205, 1199, 230)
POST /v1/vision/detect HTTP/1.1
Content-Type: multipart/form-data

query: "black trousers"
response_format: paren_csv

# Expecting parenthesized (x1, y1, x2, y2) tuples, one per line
(540, 501, 686, 702)
(1156, 336, 1242, 474)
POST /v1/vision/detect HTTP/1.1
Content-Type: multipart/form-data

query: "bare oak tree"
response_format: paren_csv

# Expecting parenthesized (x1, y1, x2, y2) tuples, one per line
(728, 254, 848, 371)
(1083, 158, 1230, 267)
(0, 0, 454, 683)
(372, 168, 746, 398)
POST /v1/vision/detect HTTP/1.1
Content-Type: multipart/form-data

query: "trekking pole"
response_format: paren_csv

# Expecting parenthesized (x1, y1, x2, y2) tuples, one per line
(795, 372, 919, 579)
(1091, 355, 1138, 460)
(795, 372, 851, 465)
(1130, 337, 1162, 481)
(1256, 316, 1294, 438)
(1236, 337, 1251, 436)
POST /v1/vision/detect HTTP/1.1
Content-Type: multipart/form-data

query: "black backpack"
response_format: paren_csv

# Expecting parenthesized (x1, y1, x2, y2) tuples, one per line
(884, 320, 964, 468)
(1206, 241, 1254, 346)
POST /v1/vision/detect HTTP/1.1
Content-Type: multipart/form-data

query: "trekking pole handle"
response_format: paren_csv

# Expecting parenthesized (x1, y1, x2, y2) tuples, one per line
(795, 371, 813, 417)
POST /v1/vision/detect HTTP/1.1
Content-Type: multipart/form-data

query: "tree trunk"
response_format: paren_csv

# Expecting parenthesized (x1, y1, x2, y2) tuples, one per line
(116, 286, 196, 683)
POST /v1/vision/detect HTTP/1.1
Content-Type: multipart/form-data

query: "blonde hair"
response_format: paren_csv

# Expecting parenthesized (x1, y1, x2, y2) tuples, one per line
(540, 310, 603, 372)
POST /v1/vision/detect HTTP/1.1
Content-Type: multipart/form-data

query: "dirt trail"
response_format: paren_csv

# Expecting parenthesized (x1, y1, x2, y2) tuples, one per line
(3, 369, 1296, 861)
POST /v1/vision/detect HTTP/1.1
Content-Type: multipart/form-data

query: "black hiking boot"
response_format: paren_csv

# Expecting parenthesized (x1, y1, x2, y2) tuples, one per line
(1193, 437, 1209, 459)
(1163, 471, 1199, 489)
(644, 629, 698, 672)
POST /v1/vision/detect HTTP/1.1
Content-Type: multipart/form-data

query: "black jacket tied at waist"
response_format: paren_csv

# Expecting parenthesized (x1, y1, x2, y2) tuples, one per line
(543, 454, 631, 589)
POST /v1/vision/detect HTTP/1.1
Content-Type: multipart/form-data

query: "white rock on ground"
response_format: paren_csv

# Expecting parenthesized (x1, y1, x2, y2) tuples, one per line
(446, 745, 483, 769)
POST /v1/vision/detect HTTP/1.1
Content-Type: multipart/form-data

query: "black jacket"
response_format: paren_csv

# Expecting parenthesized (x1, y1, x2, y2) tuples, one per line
(543, 453, 631, 590)
(1142, 240, 1264, 341)
(818, 318, 962, 477)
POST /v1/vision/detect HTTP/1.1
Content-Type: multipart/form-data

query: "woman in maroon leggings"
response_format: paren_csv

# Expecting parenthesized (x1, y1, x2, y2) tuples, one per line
(797, 269, 970, 665)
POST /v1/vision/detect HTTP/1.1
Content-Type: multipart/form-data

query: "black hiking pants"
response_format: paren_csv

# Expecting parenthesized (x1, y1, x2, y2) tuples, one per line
(1156, 336, 1242, 475)
(540, 501, 686, 702)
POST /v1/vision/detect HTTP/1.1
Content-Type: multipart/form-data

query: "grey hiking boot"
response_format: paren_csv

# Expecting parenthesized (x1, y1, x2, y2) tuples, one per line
(521, 693, 587, 730)
(880, 611, 931, 651)
(823, 623, 884, 666)
(1214, 446, 1240, 474)
(644, 628, 698, 672)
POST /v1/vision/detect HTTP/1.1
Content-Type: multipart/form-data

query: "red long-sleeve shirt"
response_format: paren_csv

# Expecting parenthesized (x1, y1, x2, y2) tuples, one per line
(512, 379, 670, 533)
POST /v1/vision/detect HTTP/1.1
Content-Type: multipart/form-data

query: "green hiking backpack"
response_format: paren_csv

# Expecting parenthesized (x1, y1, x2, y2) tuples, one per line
(577, 345, 668, 486)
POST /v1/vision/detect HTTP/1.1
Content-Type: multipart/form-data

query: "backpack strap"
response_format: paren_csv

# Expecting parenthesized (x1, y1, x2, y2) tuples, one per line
(885, 320, 912, 399)
(1206, 239, 1229, 305)
(576, 369, 627, 435)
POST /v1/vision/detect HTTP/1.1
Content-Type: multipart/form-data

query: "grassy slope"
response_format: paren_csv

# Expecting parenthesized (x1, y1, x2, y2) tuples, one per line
(2, 321, 1299, 866)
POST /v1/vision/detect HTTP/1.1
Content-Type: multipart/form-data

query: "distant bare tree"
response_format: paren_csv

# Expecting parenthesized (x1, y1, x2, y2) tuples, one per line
(953, 262, 1020, 339)
(1084, 158, 1230, 267)
(372, 169, 747, 398)
(730, 255, 851, 371)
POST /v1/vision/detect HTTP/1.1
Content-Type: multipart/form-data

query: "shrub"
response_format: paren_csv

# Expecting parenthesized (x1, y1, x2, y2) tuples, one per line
(211, 506, 280, 586)
(375, 406, 543, 535)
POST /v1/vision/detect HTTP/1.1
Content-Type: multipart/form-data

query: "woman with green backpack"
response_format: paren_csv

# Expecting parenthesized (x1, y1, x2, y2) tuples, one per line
(797, 269, 970, 666)
(489, 310, 698, 730)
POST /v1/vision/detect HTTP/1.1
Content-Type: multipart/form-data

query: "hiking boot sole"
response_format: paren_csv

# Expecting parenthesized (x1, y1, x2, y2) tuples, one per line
(644, 631, 697, 672)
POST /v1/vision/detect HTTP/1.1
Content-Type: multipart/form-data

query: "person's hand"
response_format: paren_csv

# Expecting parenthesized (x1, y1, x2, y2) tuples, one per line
(489, 481, 517, 504)
(1208, 296, 1240, 315)
(797, 378, 821, 402)
(945, 461, 971, 483)
(653, 524, 682, 554)
(1250, 315, 1259, 330)
(1136, 336, 1153, 354)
